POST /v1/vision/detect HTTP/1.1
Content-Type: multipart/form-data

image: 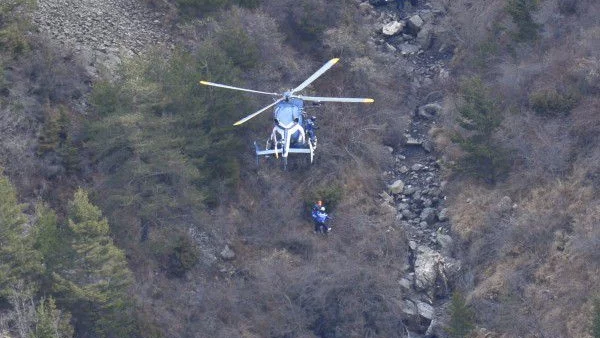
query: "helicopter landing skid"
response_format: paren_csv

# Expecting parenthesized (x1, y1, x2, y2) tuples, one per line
(254, 141, 314, 170)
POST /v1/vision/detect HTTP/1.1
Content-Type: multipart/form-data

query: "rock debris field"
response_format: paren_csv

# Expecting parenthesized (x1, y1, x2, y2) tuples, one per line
(31, 0, 173, 76)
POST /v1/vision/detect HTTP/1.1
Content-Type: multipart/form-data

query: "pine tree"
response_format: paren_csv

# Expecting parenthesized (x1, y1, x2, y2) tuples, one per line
(32, 297, 74, 338)
(446, 292, 475, 338)
(37, 114, 60, 155)
(453, 77, 509, 183)
(53, 189, 135, 337)
(33, 205, 71, 277)
(0, 172, 43, 299)
(506, 0, 540, 41)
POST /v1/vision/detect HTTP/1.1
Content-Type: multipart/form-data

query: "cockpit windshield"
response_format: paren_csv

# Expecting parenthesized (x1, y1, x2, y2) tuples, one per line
(274, 99, 303, 128)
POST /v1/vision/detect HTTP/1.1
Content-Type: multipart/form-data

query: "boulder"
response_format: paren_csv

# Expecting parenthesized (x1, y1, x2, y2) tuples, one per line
(409, 240, 418, 251)
(418, 103, 442, 119)
(399, 43, 420, 56)
(413, 246, 461, 299)
(437, 208, 449, 221)
(404, 185, 417, 195)
(220, 245, 235, 260)
(413, 191, 422, 200)
(401, 299, 435, 334)
(401, 299, 418, 317)
(399, 277, 412, 290)
(358, 2, 375, 14)
(420, 207, 437, 225)
(412, 163, 424, 171)
(416, 301, 434, 320)
(408, 15, 424, 32)
(425, 317, 446, 337)
(416, 23, 434, 49)
(402, 209, 417, 220)
(389, 179, 405, 194)
(382, 20, 406, 36)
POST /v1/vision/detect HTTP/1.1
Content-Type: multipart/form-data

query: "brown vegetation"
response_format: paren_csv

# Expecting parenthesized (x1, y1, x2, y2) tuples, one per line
(1, 0, 598, 336)
(440, 0, 600, 336)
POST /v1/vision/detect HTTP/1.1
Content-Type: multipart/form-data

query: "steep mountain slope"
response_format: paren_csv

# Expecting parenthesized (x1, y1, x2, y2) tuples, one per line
(2, 0, 598, 337)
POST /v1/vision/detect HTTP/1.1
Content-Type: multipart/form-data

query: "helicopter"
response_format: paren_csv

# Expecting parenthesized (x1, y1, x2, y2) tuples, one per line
(199, 58, 374, 169)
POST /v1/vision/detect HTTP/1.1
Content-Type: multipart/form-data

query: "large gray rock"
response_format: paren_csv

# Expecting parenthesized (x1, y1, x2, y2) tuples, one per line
(401, 299, 435, 333)
(413, 246, 461, 298)
(416, 23, 434, 49)
(401, 299, 418, 317)
(358, 2, 375, 14)
(382, 20, 406, 36)
(425, 316, 446, 337)
(389, 179, 405, 194)
(408, 15, 424, 32)
(416, 301, 434, 320)
(402, 209, 417, 220)
(404, 185, 417, 195)
(399, 277, 412, 290)
(418, 103, 442, 119)
(420, 207, 437, 225)
(220, 245, 235, 260)
(400, 43, 420, 56)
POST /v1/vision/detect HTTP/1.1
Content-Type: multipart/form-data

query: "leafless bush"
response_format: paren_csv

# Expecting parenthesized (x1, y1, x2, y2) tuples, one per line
(21, 37, 89, 104)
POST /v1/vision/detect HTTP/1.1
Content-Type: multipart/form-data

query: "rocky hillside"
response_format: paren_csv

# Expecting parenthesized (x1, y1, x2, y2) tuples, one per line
(32, 0, 172, 77)
(1, 0, 599, 337)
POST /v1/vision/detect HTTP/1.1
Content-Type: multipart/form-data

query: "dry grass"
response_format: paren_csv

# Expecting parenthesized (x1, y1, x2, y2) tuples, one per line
(440, 0, 600, 335)
(449, 183, 501, 240)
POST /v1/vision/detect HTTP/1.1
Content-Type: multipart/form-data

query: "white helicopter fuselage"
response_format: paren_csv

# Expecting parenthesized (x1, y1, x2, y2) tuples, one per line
(254, 98, 315, 167)
(270, 99, 307, 158)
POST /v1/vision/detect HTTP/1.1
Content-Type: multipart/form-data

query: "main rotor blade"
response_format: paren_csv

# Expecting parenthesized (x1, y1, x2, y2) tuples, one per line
(233, 99, 283, 126)
(199, 81, 280, 97)
(291, 58, 340, 94)
(293, 95, 374, 103)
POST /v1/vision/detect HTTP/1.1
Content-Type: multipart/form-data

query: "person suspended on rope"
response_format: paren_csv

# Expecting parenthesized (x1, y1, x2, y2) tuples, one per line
(305, 115, 318, 145)
(312, 206, 332, 234)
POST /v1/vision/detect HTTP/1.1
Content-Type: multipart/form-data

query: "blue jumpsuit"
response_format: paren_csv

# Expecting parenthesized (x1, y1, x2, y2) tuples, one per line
(312, 210, 331, 233)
